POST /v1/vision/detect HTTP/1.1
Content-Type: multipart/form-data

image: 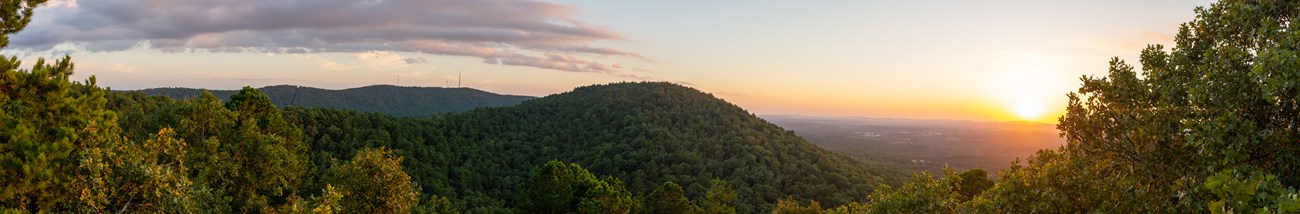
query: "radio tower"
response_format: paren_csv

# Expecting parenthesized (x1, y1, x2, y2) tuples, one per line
(458, 71, 462, 88)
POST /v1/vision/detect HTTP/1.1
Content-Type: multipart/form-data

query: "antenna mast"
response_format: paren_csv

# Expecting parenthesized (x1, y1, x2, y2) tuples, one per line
(458, 71, 462, 88)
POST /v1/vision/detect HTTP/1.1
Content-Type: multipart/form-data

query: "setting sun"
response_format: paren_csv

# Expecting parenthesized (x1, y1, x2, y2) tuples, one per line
(1011, 100, 1047, 121)
(987, 66, 1066, 122)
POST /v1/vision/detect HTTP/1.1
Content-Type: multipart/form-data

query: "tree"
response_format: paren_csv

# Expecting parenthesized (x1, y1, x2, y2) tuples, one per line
(274, 184, 346, 214)
(227, 86, 302, 143)
(1203, 170, 1300, 213)
(823, 202, 868, 214)
(328, 147, 419, 214)
(862, 170, 959, 214)
(181, 88, 310, 212)
(964, 0, 1300, 212)
(772, 196, 822, 214)
(0, 0, 46, 48)
(0, 54, 89, 210)
(1053, 0, 1300, 211)
(412, 195, 460, 214)
(642, 181, 701, 214)
(520, 160, 634, 214)
(73, 128, 202, 213)
(700, 179, 737, 214)
(953, 169, 991, 201)
(0, 3, 77, 207)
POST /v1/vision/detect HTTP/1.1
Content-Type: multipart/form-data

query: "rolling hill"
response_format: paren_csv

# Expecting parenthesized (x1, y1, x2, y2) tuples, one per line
(282, 82, 886, 213)
(130, 85, 534, 117)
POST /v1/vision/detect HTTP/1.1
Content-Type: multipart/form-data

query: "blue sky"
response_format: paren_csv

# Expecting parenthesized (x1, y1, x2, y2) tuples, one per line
(6, 0, 1215, 122)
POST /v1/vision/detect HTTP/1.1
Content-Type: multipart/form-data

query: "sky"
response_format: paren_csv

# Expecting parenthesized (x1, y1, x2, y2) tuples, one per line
(4, 0, 1216, 123)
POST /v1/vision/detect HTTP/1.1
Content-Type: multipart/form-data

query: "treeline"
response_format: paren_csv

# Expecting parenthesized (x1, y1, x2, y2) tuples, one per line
(273, 82, 886, 213)
(135, 85, 534, 117)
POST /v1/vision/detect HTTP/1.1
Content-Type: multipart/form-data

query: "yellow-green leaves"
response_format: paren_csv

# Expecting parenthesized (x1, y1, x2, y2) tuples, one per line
(328, 147, 419, 214)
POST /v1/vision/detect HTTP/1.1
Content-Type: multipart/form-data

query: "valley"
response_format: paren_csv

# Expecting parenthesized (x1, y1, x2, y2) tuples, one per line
(764, 115, 1064, 181)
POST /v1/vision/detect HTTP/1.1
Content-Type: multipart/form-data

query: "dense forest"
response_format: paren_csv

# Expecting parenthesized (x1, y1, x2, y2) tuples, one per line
(107, 81, 889, 213)
(135, 85, 534, 117)
(6, 0, 1300, 213)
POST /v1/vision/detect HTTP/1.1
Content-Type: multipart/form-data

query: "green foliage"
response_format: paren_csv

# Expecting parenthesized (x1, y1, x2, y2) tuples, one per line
(284, 82, 883, 213)
(73, 128, 201, 213)
(328, 147, 420, 214)
(701, 179, 737, 214)
(953, 169, 991, 201)
(0, 55, 216, 212)
(823, 202, 868, 214)
(868, 0, 1300, 213)
(643, 181, 701, 214)
(1204, 169, 1300, 214)
(413, 195, 460, 214)
(276, 184, 347, 214)
(0, 4, 214, 211)
(0, 54, 107, 210)
(136, 85, 533, 117)
(0, 4, 436, 212)
(521, 160, 634, 214)
(227, 87, 277, 117)
(772, 196, 822, 214)
(100, 88, 316, 212)
(862, 170, 959, 214)
(178, 88, 311, 212)
(310, 184, 347, 214)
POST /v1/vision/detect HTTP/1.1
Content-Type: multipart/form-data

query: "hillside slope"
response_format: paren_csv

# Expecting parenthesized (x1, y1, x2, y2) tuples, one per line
(133, 85, 533, 117)
(285, 82, 884, 213)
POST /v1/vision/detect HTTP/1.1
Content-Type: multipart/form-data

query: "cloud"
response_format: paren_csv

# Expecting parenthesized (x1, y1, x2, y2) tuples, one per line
(487, 51, 616, 73)
(82, 62, 138, 75)
(356, 51, 411, 70)
(403, 56, 427, 64)
(45, 0, 77, 8)
(11, 0, 640, 73)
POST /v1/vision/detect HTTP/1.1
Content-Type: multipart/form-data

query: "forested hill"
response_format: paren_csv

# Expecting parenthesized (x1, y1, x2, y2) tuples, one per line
(283, 82, 885, 213)
(131, 84, 534, 117)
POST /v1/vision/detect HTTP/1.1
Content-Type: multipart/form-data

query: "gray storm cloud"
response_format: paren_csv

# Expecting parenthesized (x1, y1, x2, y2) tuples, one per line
(10, 0, 637, 73)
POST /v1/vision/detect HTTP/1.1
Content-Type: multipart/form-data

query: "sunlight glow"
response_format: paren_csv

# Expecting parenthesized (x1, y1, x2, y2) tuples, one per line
(987, 65, 1061, 122)
(1011, 100, 1047, 120)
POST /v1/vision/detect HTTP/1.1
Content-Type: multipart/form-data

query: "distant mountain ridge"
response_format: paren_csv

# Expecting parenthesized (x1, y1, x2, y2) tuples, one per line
(282, 82, 885, 213)
(130, 85, 534, 117)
